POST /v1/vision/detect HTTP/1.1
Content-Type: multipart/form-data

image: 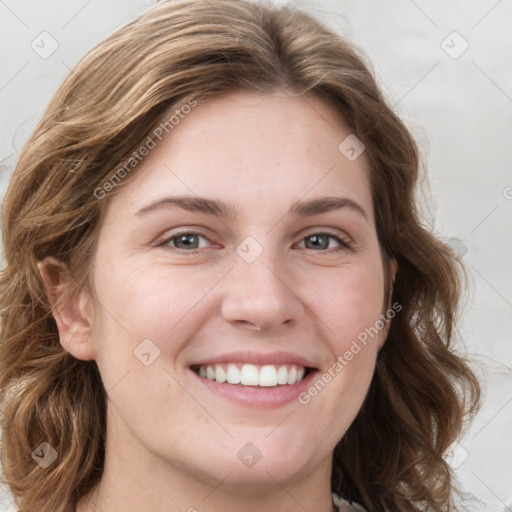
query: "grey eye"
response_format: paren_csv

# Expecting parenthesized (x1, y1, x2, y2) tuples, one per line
(169, 233, 208, 250)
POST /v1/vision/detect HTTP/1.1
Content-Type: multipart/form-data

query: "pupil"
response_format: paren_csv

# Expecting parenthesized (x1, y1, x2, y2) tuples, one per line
(176, 234, 198, 249)
(307, 235, 327, 249)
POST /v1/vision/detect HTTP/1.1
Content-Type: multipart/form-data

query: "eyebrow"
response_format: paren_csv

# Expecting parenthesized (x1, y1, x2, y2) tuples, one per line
(135, 195, 368, 221)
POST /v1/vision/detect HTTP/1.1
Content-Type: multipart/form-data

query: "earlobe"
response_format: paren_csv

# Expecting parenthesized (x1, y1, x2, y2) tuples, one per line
(388, 257, 398, 308)
(37, 257, 97, 361)
(391, 258, 398, 287)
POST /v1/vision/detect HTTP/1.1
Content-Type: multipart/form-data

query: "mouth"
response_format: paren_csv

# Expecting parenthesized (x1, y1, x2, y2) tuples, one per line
(187, 351, 319, 407)
(190, 363, 312, 387)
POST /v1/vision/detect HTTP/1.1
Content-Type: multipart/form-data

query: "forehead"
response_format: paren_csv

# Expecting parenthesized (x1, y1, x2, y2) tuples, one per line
(104, 90, 374, 223)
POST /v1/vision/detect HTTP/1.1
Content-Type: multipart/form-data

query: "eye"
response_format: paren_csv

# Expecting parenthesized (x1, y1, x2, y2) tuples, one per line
(297, 232, 351, 252)
(155, 230, 351, 253)
(158, 232, 211, 251)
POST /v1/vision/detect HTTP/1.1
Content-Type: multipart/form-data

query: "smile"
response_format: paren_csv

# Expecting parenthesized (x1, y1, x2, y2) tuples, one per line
(192, 363, 309, 387)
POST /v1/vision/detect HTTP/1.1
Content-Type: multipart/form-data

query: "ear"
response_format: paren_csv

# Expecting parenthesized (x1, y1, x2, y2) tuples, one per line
(377, 257, 399, 351)
(389, 257, 398, 291)
(37, 256, 97, 360)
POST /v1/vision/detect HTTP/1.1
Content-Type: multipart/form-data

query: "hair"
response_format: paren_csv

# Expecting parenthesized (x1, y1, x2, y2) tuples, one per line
(0, 1, 480, 511)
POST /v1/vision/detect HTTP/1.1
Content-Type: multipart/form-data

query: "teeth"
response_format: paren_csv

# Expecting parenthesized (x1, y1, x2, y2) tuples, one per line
(240, 363, 259, 386)
(226, 364, 241, 384)
(259, 365, 277, 387)
(287, 366, 297, 385)
(215, 366, 227, 383)
(196, 363, 308, 387)
(277, 366, 288, 385)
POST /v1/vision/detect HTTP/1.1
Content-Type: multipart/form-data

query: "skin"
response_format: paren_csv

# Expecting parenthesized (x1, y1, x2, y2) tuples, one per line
(40, 90, 396, 512)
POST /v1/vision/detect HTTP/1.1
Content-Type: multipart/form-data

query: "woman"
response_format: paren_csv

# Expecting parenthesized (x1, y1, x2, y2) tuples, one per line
(0, 1, 480, 511)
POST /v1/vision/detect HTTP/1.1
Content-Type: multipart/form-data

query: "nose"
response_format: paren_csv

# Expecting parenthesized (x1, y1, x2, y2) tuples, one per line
(220, 247, 304, 332)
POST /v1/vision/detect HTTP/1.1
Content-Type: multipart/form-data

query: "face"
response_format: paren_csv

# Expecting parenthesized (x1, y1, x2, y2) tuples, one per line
(70, 90, 392, 491)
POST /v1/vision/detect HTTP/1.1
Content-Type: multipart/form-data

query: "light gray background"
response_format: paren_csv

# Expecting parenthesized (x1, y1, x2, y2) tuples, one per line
(1, 1, 511, 510)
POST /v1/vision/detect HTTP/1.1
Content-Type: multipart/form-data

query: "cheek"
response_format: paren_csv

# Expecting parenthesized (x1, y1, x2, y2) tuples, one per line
(89, 260, 220, 371)
(307, 261, 386, 346)
(297, 265, 384, 433)
(298, 254, 386, 414)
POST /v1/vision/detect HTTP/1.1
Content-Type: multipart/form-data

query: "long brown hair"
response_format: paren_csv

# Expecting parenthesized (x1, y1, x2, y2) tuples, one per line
(0, 1, 480, 510)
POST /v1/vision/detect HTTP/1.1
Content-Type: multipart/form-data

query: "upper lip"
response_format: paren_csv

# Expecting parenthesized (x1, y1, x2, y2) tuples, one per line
(189, 350, 318, 369)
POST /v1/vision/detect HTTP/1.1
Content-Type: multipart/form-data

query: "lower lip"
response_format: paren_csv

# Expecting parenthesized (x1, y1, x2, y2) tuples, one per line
(189, 369, 318, 408)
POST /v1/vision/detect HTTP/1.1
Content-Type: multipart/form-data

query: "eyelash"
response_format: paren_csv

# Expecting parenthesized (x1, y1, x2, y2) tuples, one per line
(155, 230, 352, 254)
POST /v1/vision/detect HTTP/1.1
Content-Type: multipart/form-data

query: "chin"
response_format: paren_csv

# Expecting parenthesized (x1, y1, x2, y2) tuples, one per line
(210, 432, 320, 485)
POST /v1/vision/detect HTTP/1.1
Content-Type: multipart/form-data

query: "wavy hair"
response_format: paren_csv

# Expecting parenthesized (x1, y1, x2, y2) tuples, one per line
(0, 1, 480, 510)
